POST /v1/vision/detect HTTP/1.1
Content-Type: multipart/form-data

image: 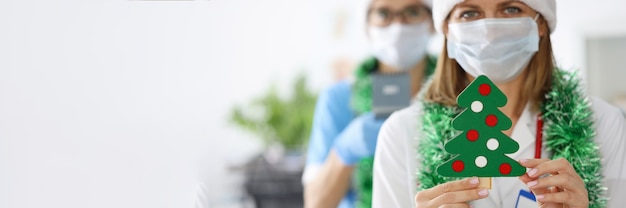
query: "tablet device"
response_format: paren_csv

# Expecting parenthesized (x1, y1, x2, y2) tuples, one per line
(372, 72, 411, 119)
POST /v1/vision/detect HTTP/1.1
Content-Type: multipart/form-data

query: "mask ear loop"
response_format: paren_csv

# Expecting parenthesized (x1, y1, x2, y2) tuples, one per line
(533, 13, 541, 21)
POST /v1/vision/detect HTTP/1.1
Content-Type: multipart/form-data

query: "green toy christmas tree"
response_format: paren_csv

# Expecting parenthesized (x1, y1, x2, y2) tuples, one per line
(436, 75, 525, 187)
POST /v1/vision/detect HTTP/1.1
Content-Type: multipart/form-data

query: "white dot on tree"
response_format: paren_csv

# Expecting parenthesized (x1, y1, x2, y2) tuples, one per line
(471, 101, 483, 113)
(475, 156, 487, 168)
(487, 138, 499, 150)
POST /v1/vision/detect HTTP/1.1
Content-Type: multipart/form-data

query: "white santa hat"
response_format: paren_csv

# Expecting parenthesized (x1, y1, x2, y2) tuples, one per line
(432, 0, 557, 34)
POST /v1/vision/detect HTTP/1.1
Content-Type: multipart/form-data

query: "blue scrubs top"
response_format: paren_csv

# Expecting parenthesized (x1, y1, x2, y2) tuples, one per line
(305, 80, 356, 208)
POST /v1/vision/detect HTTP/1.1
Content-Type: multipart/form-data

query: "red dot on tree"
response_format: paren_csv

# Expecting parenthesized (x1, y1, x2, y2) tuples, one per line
(466, 130, 479, 142)
(499, 163, 512, 175)
(479, 84, 491, 96)
(452, 160, 465, 172)
(486, 114, 498, 127)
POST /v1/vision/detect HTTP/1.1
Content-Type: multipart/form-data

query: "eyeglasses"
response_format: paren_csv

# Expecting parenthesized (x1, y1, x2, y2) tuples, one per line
(368, 5, 431, 27)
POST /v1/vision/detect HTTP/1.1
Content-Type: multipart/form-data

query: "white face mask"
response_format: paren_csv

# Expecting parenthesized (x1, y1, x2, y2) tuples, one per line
(368, 22, 431, 71)
(447, 17, 540, 83)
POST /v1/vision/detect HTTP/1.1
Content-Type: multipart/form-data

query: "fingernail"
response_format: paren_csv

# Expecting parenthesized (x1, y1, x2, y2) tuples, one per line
(520, 159, 529, 163)
(527, 181, 538, 187)
(470, 177, 479, 185)
(478, 189, 489, 196)
(528, 168, 538, 177)
(535, 194, 544, 201)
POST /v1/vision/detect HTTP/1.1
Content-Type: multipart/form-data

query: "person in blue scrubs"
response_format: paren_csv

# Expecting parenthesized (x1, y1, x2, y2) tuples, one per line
(302, 0, 436, 207)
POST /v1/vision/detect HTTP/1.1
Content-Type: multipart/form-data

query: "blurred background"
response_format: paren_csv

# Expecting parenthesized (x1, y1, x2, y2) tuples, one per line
(0, 0, 625, 208)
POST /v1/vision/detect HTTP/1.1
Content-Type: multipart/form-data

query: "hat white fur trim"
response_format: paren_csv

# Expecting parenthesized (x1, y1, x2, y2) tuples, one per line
(433, 0, 556, 34)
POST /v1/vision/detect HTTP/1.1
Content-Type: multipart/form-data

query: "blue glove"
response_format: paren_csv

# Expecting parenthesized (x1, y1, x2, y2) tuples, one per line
(333, 113, 385, 165)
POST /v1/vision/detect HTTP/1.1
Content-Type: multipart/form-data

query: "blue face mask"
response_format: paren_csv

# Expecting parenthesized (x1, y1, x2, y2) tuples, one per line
(447, 16, 540, 83)
(368, 22, 431, 71)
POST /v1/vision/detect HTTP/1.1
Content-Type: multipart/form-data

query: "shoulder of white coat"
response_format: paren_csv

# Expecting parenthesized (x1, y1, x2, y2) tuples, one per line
(386, 102, 423, 126)
(380, 103, 424, 142)
(589, 97, 626, 146)
(589, 97, 624, 125)
(587, 97, 626, 190)
(375, 102, 424, 207)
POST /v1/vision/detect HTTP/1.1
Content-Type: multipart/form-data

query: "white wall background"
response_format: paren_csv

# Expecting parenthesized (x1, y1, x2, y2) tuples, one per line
(1, 0, 625, 208)
(0, 0, 334, 207)
(587, 37, 626, 102)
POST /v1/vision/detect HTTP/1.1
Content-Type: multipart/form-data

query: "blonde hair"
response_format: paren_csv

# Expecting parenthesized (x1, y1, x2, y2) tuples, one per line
(424, 19, 554, 111)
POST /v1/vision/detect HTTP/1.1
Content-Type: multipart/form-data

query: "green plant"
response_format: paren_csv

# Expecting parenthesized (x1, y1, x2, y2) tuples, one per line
(229, 73, 318, 151)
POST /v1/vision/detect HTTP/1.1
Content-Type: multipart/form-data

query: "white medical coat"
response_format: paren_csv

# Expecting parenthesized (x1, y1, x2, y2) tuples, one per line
(372, 97, 626, 208)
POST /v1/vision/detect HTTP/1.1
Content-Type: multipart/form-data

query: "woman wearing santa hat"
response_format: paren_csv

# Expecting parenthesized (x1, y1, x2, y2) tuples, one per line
(302, 0, 437, 207)
(372, 0, 626, 207)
